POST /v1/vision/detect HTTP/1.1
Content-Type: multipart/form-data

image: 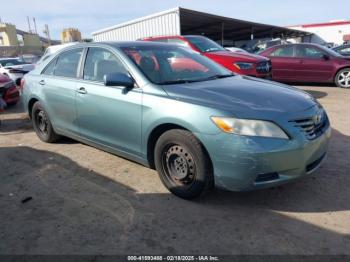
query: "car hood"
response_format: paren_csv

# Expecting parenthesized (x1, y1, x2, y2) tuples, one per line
(205, 50, 269, 63)
(161, 76, 317, 119)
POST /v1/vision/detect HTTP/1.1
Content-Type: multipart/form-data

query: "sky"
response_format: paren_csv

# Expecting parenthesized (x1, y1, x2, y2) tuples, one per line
(0, 0, 348, 40)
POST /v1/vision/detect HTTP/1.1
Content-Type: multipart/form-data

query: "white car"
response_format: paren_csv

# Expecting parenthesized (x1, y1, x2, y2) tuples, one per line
(0, 58, 35, 82)
(36, 42, 78, 65)
(225, 47, 248, 53)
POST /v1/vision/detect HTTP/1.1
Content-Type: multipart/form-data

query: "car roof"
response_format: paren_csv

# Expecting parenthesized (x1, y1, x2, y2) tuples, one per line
(64, 41, 182, 49)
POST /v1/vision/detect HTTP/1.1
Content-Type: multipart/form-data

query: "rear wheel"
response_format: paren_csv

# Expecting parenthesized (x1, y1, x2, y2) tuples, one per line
(154, 129, 213, 199)
(32, 102, 59, 143)
(335, 68, 350, 88)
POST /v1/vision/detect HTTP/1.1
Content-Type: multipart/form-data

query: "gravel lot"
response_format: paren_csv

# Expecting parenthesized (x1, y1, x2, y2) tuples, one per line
(0, 85, 349, 255)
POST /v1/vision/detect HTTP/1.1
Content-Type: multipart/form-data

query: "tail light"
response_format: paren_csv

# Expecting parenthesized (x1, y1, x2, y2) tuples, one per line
(20, 78, 25, 90)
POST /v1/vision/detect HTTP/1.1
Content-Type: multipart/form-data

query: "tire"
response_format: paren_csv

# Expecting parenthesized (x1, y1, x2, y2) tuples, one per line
(154, 129, 213, 199)
(335, 68, 350, 88)
(31, 101, 59, 143)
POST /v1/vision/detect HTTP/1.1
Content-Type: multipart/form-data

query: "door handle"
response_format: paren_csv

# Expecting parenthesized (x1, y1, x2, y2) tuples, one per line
(76, 87, 87, 94)
(39, 80, 45, 85)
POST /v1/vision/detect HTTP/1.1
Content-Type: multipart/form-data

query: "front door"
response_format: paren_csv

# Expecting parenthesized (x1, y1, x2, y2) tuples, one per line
(75, 47, 142, 156)
(294, 45, 334, 82)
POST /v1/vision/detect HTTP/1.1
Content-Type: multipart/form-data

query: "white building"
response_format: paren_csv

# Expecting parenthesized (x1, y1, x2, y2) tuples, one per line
(92, 7, 306, 46)
(288, 21, 350, 46)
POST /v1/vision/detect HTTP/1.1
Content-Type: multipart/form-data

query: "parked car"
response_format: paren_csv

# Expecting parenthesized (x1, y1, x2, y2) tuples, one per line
(36, 42, 78, 65)
(0, 74, 20, 106)
(142, 35, 272, 78)
(22, 42, 330, 199)
(225, 47, 248, 53)
(252, 38, 291, 53)
(241, 38, 291, 53)
(19, 54, 41, 64)
(259, 43, 350, 88)
(0, 58, 35, 82)
(332, 44, 350, 56)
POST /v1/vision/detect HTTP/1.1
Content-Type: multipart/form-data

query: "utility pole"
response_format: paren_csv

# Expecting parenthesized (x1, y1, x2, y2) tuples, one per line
(33, 17, 38, 34)
(43, 24, 51, 45)
(27, 16, 32, 33)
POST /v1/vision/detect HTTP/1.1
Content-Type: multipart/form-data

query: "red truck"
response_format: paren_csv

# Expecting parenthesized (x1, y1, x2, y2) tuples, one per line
(141, 35, 272, 78)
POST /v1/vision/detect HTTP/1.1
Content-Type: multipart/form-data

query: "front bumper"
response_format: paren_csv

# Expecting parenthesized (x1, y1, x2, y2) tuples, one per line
(3, 85, 20, 105)
(196, 115, 331, 192)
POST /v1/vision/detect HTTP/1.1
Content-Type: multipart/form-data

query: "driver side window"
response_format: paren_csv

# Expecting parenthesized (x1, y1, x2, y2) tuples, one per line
(296, 46, 324, 58)
(83, 47, 128, 82)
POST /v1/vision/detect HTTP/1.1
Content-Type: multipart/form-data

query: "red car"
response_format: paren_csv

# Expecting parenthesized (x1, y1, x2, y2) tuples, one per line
(141, 35, 272, 78)
(259, 43, 350, 88)
(0, 74, 20, 106)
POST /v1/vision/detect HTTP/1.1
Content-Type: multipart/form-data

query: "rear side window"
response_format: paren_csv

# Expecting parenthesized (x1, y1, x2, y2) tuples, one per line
(270, 46, 294, 57)
(54, 48, 83, 78)
(83, 47, 128, 82)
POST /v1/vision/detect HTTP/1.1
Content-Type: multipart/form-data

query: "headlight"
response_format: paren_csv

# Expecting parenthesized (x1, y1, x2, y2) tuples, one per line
(211, 117, 289, 139)
(233, 62, 254, 70)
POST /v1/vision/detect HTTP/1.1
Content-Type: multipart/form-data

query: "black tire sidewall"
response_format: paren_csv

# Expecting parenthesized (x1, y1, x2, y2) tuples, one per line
(154, 129, 212, 199)
(31, 102, 57, 143)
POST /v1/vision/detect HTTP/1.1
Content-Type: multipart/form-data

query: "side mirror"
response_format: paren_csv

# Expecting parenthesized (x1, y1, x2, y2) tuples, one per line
(104, 73, 134, 88)
(322, 54, 330, 60)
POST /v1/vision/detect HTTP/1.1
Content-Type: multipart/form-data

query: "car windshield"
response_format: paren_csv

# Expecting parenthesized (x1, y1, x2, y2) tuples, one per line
(318, 45, 343, 57)
(121, 45, 233, 85)
(185, 36, 226, 53)
(0, 59, 26, 67)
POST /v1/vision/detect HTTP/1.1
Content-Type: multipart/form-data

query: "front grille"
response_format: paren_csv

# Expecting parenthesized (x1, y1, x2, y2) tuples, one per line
(290, 110, 328, 140)
(6, 90, 19, 99)
(255, 172, 279, 183)
(256, 61, 272, 74)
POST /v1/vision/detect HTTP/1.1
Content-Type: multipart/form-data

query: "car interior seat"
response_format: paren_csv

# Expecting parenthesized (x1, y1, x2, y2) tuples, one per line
(139, 56, 161, 83)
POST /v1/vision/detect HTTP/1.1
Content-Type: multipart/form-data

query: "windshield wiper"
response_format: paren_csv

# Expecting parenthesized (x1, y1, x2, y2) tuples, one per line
(197, 74, 235, 81)
(158, 74, 235, 85)
(158, 79, 198, 85)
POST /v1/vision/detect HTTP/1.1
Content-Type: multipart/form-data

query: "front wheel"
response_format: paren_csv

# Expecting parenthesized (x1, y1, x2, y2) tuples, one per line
(32, 102, 60, 143)
(335, 68, 350, 88)
(154, 129, 213, 199)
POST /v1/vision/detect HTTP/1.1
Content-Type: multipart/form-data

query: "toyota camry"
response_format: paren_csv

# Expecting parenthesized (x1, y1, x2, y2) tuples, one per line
(21, 42, 331, 199)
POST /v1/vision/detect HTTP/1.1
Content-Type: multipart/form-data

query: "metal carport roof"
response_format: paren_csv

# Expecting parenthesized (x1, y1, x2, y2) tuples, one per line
(92, 7, 310, 43)
(178, 7, 310, 43)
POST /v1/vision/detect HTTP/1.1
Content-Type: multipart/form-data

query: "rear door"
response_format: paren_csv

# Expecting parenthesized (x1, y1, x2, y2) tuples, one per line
(294, 45, 334, 82)
(268, 45, 299, 81)
(75, 47, 142, 156)
(40, 48, 83, 135)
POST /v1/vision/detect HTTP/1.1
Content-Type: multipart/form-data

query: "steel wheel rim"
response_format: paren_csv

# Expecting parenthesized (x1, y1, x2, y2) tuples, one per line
(161, 144, 196, 186)
(338, 70, 350, 88)
(35, 110, 49, 135)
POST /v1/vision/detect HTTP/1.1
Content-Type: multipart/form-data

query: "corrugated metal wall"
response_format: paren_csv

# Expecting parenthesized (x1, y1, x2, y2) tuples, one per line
(93, 9, 181, 42)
